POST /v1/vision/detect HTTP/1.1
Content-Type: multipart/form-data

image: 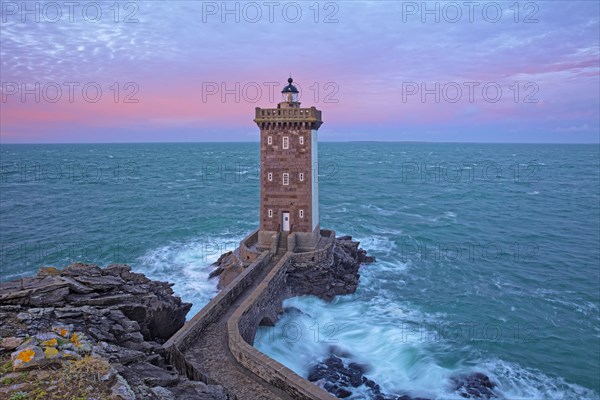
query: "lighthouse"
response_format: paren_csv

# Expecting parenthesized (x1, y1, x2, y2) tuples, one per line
(254, 77, 323, 251)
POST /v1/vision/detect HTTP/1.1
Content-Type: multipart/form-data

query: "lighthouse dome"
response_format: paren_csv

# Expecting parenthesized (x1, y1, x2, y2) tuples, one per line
(281, 77, 299, 93)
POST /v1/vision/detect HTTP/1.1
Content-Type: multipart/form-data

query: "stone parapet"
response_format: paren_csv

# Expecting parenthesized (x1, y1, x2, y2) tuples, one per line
(163, 251, 272, 382)
(227, 230, 338, 400)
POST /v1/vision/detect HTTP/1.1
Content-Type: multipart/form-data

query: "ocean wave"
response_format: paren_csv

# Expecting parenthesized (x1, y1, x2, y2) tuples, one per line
(135, 233, 243, 316)
(482, 358, 600, 400)
(255, 287, 599, 400)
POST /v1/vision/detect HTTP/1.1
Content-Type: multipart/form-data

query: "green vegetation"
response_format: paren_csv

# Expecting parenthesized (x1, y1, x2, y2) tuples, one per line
(0, 353, 117, 400)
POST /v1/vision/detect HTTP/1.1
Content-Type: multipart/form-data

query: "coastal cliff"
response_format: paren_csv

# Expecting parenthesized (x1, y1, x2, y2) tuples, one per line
(0, 263, 227, 400)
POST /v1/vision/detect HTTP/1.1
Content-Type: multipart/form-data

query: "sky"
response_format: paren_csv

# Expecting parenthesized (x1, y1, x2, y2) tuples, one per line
(0, 0, 599, 143)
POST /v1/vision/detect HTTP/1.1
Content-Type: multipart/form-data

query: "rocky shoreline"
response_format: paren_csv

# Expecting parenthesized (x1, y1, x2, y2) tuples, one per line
(0, 263, 227, 399)
(1, 237, 497, 400)
(210, 235, 376, 299)
(211, 236, 499, 400)
(306, 348, 498, 400)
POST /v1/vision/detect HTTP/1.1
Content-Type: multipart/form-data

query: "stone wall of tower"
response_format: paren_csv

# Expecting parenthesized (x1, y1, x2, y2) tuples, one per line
(259, 124, 314, 234)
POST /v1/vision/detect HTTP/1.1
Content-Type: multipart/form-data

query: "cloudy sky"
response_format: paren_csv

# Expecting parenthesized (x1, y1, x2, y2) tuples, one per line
(1, 0, 598, 143)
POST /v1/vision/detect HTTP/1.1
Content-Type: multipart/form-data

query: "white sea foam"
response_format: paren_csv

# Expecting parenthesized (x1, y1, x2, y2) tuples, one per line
(136, 233, 243, 316)
(482, 358, 600, 400)
(359, 235, 397, 258)
(255, 263, 599, 400)
(359, 204, 397, 216)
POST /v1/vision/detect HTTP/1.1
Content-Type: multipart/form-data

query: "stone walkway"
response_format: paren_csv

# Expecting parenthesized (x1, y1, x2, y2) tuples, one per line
(183, 253, 294, 400)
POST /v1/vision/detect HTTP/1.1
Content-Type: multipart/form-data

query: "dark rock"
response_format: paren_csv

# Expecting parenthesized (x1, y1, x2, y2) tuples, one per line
(88, 326, 116, 342)
(287, 237, 373, 301)
(72, 274, 125, 291)
(65, 292, 100, 305)
(78, 293, 135, 306)
(451, 372, 497, 399)
(104, 264, 132, 275)
(29, 287, 69, 306)
(308, 350, 431, 400)
(122, 283, 149, 295)
(208, 265, 224, 279)
(117, 348, 150, 365)
(54, 307, 84, 319)
(122, 362, 180, 387)
(61, 262, 103, 277)
(59, 276, 94, 294)
(166, 380, 228, 400)
(0, 277, 69, 306)
(211, 251, 245, 289)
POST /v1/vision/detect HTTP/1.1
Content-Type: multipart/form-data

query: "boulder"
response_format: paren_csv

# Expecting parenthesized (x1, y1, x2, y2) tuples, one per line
(308, 349, 433, 400)
(120, 361, 180, 387)
(210, 251, 245, 289)
(11, 346, 47, 371)
(1, 336, 23, 351)
(450, 372, 497, 399)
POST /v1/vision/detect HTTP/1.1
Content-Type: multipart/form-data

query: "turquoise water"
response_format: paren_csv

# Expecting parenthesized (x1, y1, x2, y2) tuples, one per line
(1, 143, 599, 399)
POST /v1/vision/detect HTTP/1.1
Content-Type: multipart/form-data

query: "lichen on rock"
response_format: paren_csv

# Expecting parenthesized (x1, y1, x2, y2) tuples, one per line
(0, 262, 227, 399)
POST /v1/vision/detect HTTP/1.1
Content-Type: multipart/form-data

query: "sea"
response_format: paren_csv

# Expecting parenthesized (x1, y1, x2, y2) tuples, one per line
(1, 142, 598, 399)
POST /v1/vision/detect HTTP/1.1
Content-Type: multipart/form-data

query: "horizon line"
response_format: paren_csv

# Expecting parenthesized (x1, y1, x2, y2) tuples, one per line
(1, 140, 599, 145)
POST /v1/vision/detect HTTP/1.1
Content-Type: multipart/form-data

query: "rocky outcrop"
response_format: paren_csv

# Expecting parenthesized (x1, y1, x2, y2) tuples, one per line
(1, 263, 190, 342)
(287, 235, 375, 301)
(307, 347, 498, 400)
(0, 263, 228, 400)
(209, 251, 245, 289)
(210, 236, 375, 299)
(307, 348, 432, 400)
(450, 372, 497, 398)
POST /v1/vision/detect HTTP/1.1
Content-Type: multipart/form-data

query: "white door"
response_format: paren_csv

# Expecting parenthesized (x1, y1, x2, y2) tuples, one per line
(282, 212, 290, 231)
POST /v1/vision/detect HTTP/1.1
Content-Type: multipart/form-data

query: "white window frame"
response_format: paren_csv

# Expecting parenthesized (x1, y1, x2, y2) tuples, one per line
(299, 209, 304, 218)
(299, 136, 304, 145)
(299, 172, 304, 182)
(267, 136, 272, 145)
(268, 209, 273, 218)
(283, 173, 289, 185)
(268, 172, 273, 181)
(283, 136, 289, 149)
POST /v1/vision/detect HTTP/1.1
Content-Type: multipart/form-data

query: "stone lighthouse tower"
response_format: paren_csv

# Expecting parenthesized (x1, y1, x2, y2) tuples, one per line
(254, 77, 323, 251)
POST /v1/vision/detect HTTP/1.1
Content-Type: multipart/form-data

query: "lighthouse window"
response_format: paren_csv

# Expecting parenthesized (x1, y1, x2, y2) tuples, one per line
(283, 173, 289, 185)
(299, 136, 304, 145)
(267, 136, 272, 145)
(299, 172, 304, 182)
(299, 210, 304, 218)
(283, 136, 289, 149)
(268, 209, 273, 218)
(268, 172, 273, 181)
